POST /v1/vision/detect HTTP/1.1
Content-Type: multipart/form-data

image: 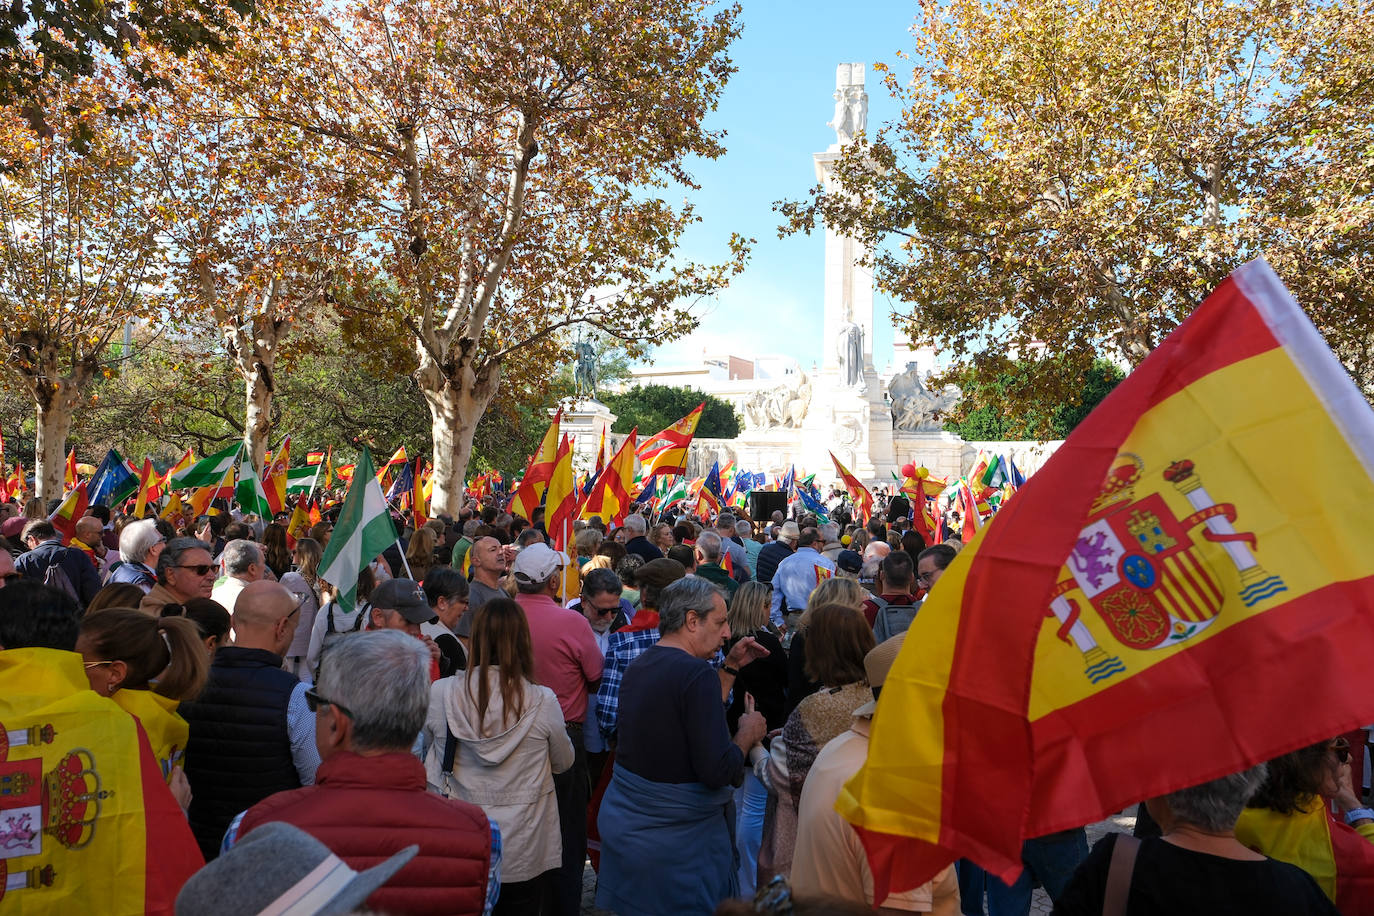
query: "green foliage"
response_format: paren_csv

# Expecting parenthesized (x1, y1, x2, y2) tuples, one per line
(603, 385, 739, 439)
(3, 0, 250, 149)
(942, 358, 1125, 441)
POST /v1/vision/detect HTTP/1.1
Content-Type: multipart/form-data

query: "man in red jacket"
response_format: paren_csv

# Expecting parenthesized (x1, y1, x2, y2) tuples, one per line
(224, 630, 500, 915)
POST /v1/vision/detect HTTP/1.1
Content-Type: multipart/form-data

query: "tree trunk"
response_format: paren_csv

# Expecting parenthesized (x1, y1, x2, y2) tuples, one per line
(420, 360, 502, 517)
(243, 361, 275, 471)
(20, 341, 93, 501)
(33, 392, 76, 501)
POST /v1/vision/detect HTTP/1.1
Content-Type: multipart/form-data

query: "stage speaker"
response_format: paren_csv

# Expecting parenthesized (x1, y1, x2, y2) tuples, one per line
(748, 490, 788, 522)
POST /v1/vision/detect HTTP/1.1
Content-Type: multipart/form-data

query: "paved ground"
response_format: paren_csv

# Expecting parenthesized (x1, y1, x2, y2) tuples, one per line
(580, 809, 1137, 914)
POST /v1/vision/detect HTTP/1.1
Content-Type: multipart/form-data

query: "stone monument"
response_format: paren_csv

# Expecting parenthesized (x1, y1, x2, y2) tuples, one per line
(797, 62, 898, 481)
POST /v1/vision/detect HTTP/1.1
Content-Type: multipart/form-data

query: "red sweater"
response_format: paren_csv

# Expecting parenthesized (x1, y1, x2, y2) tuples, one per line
(238, 751, 491, 915)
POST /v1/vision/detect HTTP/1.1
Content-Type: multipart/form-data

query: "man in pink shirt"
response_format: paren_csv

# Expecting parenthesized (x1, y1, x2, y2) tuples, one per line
(512, 542, 602, 916)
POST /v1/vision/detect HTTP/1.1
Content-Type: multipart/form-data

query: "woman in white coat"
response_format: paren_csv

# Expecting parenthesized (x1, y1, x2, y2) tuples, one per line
(425, 596, 573, 916)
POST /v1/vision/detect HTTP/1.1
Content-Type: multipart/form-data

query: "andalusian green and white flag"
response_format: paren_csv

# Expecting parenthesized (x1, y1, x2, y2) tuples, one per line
(660, 475, 688, 509)
(170, 442, 241, 489)
(318, 449, 397, 613)
(235, 459, 272, 518)
(286, 465, 318, 495)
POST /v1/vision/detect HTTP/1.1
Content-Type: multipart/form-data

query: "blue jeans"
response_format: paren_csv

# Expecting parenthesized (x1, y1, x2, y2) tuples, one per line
(956, 829, 1088, 916)
(734, 770, 767, 896)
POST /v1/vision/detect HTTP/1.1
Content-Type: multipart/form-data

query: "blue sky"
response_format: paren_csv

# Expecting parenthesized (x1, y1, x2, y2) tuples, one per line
(637, 0, 921, 373)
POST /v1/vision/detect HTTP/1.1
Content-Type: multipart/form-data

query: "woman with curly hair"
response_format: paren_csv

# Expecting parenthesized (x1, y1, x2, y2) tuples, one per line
(1235, 736, 1374, 914)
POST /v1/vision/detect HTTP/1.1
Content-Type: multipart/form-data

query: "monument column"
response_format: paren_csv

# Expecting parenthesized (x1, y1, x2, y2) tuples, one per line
(802, 63, 897, 485)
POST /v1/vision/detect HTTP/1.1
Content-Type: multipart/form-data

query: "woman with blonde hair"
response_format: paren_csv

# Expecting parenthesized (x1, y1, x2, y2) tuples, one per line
(574, 527, 604, 569)
(425, 597, 573, 915)
(405, 525, 437, 583)
(77, 608, 208, 803)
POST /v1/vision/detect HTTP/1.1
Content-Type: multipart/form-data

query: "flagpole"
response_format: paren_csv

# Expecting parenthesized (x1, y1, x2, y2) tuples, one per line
(395, 538, 415, 579)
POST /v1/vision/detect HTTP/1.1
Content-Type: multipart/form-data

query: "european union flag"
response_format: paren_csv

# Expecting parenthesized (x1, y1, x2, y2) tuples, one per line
(88, 448, 137, 507)
(703, 461, 723, 498)
(384, 462, 414, 503)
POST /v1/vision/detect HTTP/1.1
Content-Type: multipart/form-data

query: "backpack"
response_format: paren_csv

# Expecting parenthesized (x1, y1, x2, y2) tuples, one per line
(314, 599, 370, 681)
(44, 552, 80, 605)
(871, 594, 920, 643)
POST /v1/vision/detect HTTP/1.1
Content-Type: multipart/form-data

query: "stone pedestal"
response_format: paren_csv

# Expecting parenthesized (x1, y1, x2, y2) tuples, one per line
(556, 399, 616, 472)
(893, 430, 967, 480)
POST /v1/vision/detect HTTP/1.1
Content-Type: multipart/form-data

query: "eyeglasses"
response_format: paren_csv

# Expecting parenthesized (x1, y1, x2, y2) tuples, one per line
(590, 604, 618, 617)
(304, 687, 353, 719)
(83, 660, 113, 669)
(916, 570, 939, 585)
(173, 564, 216, 576)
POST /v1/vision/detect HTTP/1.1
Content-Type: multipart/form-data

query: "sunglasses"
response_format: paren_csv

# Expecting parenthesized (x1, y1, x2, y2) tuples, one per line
(173, 564, 216, 576)
(304, 687, 353, 719)
(0, 572, 20, 584)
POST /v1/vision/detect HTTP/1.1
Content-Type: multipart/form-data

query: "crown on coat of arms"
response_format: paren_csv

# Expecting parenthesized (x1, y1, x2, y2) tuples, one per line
(43, 750, 106, 850)
(1090, 453, 1144, 517)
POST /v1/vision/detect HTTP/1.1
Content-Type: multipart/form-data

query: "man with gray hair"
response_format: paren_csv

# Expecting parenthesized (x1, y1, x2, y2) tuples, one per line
(623, 512, 663, 562)
(693, 530, 738, 601)
(108, 516, 163, 591)
(596, 576, 768, 914)
(140, 535, 218, 614)
(223, 631, 501, 915)
(212, 538, 264, 614)
(714, 513, 750, 582)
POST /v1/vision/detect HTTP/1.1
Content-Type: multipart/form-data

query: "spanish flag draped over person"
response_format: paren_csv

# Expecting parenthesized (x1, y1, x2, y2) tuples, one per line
(0, 648, 203, 912)
(839, 258, 1374, 898)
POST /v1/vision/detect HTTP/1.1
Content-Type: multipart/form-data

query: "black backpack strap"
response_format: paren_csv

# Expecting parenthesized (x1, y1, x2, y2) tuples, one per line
(351, 601, 369, 632)
(442, 723, 459, 772)
(325, 600, 337, 635)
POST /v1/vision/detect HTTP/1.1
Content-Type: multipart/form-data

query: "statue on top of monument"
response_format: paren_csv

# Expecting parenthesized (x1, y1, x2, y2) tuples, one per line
(573, 335, 598, 400)
(837, 321, 866, 392)
(828, 63, 868, 145)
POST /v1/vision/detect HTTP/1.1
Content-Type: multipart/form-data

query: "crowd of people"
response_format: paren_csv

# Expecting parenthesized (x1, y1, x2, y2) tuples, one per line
(0, 492, 1371, 915)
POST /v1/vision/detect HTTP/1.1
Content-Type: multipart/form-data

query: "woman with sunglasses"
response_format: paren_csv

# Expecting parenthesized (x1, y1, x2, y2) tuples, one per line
(424, 597, 573, 915)
(1235, 736, 1374, 914)
(77, 607, 209, 807)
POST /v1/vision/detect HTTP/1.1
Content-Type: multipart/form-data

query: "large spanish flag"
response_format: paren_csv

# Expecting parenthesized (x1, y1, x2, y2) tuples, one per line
(544, 434, 579, 552)
(840, 258, 1374, 895)
(510, 409, 562, 522)
(581, 429, 637, 525)
(636, 402, 704, 481)
(0, 648, 203, 912)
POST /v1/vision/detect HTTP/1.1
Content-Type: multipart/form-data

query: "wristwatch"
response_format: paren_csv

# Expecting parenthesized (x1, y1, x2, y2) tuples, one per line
(1344, 807, 1374, 825)
(722, 665, 740, 677)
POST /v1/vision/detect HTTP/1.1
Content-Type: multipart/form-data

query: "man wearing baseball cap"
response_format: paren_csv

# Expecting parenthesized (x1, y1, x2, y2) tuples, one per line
(369, 578, 448, 677)
(512, 541, 603, 916)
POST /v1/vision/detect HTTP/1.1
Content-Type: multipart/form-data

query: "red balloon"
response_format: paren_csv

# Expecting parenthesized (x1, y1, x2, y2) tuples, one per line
(900, 462, 917, 478)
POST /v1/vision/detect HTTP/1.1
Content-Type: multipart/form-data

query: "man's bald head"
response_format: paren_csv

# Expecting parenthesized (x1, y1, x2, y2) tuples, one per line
(232, 580, 298, 654)
(74, 516, 102, 546)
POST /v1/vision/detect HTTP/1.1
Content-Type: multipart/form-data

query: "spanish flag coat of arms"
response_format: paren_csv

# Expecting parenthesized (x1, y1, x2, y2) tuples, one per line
(840, 259, 1374, 895)
(0, 648, 203, 912)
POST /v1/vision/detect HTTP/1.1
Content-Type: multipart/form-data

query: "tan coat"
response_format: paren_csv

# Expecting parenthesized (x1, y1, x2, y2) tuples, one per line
(792, 715, 960, 913)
